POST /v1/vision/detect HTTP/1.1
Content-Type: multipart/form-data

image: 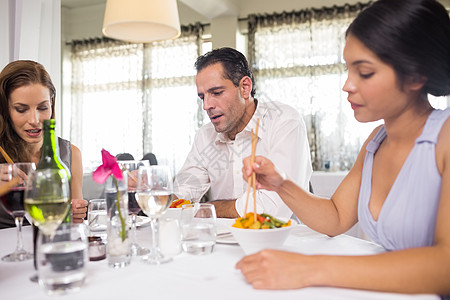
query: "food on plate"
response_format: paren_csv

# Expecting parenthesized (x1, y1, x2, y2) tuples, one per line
(232, 213, 291, 229)
(169, 198, 191, 208)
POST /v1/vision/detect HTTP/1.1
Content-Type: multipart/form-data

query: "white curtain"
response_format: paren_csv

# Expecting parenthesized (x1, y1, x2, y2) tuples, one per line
(248, 4, 449, 171)
(70, 24, 203, 173)
(248, 4, 373, 171)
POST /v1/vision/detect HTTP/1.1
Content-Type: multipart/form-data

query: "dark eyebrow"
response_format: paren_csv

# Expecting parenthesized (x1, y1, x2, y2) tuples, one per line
(351, 59, 373, 66)
(207, 86, 225, 93)
(11, 100, 49, 107)
(198, 86, 226, 98)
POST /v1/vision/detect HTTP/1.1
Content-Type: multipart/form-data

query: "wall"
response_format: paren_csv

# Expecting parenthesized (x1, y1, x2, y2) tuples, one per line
(1, 0, 62, 135)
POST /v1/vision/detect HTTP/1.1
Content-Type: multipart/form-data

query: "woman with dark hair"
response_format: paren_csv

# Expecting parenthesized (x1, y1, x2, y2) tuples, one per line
(0, 60, 87, 228)
(237, 0, 450, 296)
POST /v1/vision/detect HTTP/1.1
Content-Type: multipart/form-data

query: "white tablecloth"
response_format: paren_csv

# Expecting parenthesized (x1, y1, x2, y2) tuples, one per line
(0, 221, 439, 300)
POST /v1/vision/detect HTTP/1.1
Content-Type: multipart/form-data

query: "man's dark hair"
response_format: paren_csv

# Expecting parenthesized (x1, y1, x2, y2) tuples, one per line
(194, 47, 256, 97)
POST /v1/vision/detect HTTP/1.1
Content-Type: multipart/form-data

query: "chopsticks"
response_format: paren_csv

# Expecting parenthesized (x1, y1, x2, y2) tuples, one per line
(243, 118, 259, 220)
(0, 145, 14, 164)
(119, 163, 138, 184)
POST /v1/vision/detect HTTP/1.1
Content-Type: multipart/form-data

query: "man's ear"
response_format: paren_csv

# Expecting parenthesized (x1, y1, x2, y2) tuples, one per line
(239, 76, 252, 99)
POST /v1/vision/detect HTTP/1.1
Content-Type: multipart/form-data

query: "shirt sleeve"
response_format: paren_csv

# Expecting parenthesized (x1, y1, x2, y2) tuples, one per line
(173, 138, 211, 202)
(235, 110, 312, 219)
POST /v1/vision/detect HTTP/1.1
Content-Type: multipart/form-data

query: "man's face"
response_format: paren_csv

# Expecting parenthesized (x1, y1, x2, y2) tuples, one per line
(196, 63, 248, 140)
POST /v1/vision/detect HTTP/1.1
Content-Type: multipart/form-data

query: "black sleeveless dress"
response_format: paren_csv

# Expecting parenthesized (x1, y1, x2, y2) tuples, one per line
(0, 138, 72, 229)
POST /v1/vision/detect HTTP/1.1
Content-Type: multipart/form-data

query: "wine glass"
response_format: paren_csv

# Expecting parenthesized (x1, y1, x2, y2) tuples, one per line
(136, 165, 173, 264)
(117, 160, 150, 256)
(25, 167, 71, 282)
(0, 162, 35, 262)
(24, 168, 71, 237)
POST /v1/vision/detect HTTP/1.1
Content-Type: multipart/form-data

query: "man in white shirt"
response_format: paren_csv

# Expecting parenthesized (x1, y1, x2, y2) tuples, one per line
(174, 47, 312, 219)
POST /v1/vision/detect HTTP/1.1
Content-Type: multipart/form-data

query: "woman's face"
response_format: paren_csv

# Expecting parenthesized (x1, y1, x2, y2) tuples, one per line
(8, 84, 52, 146)
(342, 35, 412, 123)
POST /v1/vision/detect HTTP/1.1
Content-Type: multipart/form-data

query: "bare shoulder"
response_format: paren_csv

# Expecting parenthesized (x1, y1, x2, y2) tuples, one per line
(352, 124, 382, 168)
(438, 116, 450, 144)
(70, 144, 81, 154)
(70, 144, 83, 170)
(436, 116, 450, 174)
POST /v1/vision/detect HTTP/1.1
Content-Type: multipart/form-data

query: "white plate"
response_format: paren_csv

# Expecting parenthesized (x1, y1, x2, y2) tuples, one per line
(216, 219, 238, 245)
(216, 233, 238, 245)
(128, 216, 151, 227)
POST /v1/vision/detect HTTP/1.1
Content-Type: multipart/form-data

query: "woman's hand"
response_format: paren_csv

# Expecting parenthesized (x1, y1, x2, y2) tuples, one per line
(242, 156, 285, 192)
(235, 249, 315, 290)
(72, 199, 88, 223)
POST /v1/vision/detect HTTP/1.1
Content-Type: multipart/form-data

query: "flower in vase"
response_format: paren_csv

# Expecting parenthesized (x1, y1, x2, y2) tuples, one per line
(92, 149, 126, 241)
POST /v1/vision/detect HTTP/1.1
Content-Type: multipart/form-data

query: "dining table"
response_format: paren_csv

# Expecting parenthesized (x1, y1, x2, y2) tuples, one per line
(0, 219, 440, 300)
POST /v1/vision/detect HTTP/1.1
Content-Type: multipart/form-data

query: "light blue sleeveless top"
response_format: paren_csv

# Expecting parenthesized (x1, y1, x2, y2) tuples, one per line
(358, 108, 450, 251)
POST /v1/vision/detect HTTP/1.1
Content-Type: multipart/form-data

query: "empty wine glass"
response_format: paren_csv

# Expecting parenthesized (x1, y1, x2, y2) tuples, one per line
(0, 162, 35, 262)
(117, 160, 150, 256)
(136, 165, 173, 264)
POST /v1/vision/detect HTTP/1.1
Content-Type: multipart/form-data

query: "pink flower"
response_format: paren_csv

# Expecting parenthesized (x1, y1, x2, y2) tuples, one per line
(92, 149, 123, 184)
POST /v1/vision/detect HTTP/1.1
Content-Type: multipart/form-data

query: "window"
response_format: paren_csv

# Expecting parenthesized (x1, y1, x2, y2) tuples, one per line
(68, 25, 204, 174)
(248, 5, 449, 171)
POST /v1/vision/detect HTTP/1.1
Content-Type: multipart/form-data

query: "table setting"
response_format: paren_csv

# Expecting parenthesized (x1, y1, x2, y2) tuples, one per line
(0, 218, 440, 300)
(0, 147, 440, 299)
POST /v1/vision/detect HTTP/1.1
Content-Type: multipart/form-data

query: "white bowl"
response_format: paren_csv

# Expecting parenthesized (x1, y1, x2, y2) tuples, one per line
(163, 208, 182, 219)
(229, 219, 296, 255)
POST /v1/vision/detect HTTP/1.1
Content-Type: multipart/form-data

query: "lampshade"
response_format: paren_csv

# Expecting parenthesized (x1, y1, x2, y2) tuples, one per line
(102, 0, 181, 43)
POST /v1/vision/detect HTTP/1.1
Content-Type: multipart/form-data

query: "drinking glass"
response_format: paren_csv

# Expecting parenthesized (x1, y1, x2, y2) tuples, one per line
(180, 203, 217, 255)
(136, 165, 173, 264)
(87, 199, 107, 236)
(24, 168, 71, 237)
(36, 223, 88, 295)
(0, 162, 35, 262)
(117, 160, 150, 256)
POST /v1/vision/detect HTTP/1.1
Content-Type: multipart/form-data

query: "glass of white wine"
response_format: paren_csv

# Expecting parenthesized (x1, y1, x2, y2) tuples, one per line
(24, 168, 71, 237)
(135, 165, 173, 264)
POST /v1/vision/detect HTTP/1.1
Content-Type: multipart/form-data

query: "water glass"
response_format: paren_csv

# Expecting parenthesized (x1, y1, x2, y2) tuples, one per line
(88, 199, 107, 235)
(36, 223, 88, 296)
(180, 203, 216, 255)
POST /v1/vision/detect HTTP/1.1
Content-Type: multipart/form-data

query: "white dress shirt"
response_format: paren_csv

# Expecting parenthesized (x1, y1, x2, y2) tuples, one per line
(174, 100, 312, 219)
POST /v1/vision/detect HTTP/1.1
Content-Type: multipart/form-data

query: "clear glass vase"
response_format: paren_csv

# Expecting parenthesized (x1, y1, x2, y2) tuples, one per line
(105, 174, 130, 268)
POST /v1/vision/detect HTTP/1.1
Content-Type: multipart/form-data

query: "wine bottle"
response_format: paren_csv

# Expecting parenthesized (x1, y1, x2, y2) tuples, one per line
(26, 119, 72, 273)
(35, 119, 72, 225)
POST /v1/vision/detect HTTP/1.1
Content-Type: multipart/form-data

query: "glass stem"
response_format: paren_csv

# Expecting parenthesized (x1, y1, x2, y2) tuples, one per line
(131, 214, 137, 244)
(14, 216, 25, 253)
(150, 218, 160, 253)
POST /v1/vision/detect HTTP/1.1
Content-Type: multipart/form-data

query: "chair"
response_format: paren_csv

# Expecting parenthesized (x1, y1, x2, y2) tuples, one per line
(142, 153, 158, 165)
(115, 153, 134, 161)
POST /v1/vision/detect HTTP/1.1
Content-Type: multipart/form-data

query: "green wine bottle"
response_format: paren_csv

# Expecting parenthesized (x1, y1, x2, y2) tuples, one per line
(36, 119, 72, 224)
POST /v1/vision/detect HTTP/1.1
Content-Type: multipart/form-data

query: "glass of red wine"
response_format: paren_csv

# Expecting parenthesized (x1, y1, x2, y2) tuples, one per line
(0, 162, 36, 262)
(117, 160, 150, 256)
